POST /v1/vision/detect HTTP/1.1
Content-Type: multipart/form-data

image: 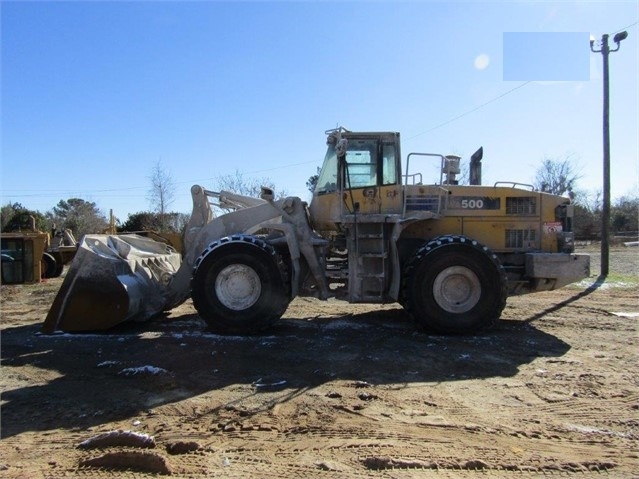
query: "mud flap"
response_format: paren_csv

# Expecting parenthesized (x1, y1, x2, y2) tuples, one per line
(42, 234, 182, 333)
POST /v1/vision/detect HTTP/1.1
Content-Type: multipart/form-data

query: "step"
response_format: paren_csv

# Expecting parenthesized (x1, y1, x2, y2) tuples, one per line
(326, 269, 348, 279)
(358, 272, 385, 279)
(359, 252, 388, 259)
(357, 294, 386, 302)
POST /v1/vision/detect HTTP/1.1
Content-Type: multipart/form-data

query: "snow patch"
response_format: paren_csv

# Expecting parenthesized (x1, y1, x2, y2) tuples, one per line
(119, 366, 168, 376)
(78, 430, 155, 449)
(97, 361, 120, 368)
(566, 423, 627, 437)
(574, 279, 636, 290)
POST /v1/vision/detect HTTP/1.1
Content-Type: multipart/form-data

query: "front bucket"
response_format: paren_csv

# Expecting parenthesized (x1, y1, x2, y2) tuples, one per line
(42, 234, 182, 333)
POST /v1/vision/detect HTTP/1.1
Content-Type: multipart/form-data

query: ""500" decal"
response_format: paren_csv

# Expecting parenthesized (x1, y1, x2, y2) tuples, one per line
(449, 196, 500, 210)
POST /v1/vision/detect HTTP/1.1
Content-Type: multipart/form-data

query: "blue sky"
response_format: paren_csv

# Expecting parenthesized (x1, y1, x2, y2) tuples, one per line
(2, 1, 638, 223)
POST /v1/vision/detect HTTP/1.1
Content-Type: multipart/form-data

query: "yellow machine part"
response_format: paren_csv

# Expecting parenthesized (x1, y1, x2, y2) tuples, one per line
(0, 232, 49, 284)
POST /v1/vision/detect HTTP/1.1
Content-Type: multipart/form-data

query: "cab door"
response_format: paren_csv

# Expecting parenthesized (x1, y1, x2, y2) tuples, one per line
(342, 137, 380, 215)
(342, 136, 402, 216)
(379, 139, 403, 215)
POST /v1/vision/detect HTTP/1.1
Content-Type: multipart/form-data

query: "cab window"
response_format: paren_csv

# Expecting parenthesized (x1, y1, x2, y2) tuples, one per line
(382, 143, 398, 185)
(344, 139, 378, 189)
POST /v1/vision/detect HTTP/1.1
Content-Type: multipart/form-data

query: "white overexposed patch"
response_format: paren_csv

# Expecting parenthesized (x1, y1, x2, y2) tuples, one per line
(611, 312, 639, 318)
(474, 54, 490, 70)
(573, 279, 636, 290)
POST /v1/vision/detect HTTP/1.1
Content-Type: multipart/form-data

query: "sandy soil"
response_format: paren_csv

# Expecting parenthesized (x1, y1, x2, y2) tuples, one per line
(1, 245, 637, 478)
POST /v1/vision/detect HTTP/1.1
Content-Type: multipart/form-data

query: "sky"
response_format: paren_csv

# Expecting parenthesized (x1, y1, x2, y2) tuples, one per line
(2, 1, 638, 224)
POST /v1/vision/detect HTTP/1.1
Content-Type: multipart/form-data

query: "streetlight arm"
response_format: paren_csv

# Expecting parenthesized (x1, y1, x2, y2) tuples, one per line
(610, 31, 628, 53)
(613, 31, 628, 43)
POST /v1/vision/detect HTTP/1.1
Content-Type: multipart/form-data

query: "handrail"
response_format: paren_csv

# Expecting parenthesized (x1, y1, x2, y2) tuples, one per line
(433, 185, 449, 216)
(403, 172, 423, 185)
(493, 181, 536, 191)
(405, 152, 446, 182)
(403, 153, 450, 217)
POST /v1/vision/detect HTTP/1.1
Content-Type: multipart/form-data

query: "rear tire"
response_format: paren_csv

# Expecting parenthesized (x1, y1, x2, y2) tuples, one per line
(52, 263, 64, 278)
(41, 253, 57, 279)
(191, 235, 290, 334)
(402, 235, 507, 334)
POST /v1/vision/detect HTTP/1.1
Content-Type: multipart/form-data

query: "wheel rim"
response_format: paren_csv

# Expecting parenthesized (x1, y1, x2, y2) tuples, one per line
(432, 266, 481, 314)
(215, 264, 261, 311)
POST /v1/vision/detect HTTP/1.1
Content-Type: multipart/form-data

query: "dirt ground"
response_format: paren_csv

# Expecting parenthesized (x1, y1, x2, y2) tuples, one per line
(1, 245, 637, 478)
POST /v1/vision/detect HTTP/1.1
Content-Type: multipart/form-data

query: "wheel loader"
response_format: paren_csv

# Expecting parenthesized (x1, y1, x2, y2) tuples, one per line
(1, 217, 78, 284)
(42, 127, 590, 335)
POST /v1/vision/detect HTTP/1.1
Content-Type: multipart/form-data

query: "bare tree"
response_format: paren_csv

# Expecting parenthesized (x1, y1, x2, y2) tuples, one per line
(148, 161, 176, 231)
(573, 189, 602, 213)
(611, 193, 639, 234)
(307, 167, 321, 193)
(215, 170, 288, 198)
(533, 154, 582, 198)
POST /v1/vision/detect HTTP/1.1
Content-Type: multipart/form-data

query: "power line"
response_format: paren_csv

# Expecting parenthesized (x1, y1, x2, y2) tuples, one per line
(406, 81, 532, 141)
(611, 21, 637, 35)
(1, 186, 146, 194)
(6, 22, 634, 200)
(404, 21, 636, 143)
(249, 160, 319, 174)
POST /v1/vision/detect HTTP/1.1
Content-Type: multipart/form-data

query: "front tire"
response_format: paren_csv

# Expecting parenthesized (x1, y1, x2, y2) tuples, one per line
(402, 235, 507, 334)
(191, 235, 290, 334)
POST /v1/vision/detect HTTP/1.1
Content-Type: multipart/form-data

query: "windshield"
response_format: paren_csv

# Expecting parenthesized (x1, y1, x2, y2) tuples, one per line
(315, 145, 338, 195)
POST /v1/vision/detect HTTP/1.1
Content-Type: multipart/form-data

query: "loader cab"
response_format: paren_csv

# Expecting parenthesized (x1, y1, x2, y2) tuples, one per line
(310, 130, 403, 231)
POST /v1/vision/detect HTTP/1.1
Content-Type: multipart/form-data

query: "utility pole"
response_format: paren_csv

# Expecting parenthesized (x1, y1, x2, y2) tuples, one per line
(590, 31, 628, 276)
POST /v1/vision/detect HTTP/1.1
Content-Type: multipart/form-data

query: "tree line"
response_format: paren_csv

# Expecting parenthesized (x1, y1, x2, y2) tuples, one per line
(0, 163, 287, 239)
(0, 199, 191, 239)
(1, 157, 637, 241)
(532, 156, 638, 240)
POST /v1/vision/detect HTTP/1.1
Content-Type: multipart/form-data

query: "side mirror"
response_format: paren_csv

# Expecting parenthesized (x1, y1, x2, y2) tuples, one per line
(336, 138, 348, 158)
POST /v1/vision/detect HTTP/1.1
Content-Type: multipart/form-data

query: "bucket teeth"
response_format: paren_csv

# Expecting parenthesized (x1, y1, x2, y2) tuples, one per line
(42, 235, 181, 333)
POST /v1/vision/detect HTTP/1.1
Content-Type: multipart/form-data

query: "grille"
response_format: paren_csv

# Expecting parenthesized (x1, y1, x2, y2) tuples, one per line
(505, 229, 537, 249)
(506, 197, 536, 215)
(405, 195, 442, 213)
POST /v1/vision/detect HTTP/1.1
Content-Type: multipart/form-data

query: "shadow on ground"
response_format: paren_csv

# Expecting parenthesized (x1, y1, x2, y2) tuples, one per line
(0, 304, 571, 439)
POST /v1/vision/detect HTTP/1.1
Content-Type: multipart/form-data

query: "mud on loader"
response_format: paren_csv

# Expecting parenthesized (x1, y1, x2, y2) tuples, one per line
(42, 128, 590, 335)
